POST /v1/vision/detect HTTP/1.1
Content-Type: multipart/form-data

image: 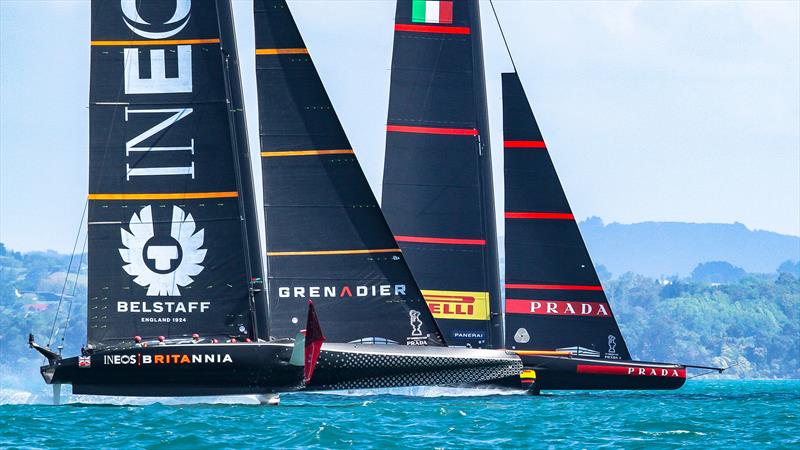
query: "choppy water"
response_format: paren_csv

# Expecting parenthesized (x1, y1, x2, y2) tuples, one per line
(1, 380, 797, 449)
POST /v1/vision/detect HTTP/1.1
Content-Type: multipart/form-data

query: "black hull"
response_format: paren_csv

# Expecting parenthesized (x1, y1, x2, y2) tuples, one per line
(494, 355, 686, 391)
(47, 342, 303, 396)
(309, 344, 522, 391)
(42, 342, 522, 397)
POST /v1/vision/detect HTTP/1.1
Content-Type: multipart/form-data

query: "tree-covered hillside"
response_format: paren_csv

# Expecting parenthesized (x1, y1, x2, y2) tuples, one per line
(608, 272, 798, 378)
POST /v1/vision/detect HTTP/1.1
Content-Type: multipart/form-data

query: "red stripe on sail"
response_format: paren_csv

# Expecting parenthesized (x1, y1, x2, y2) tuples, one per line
(505, 283, 603, 291)
(577, 365, 686, 378)
(386, 125, 478, 136)
(505, 212, 574, 220)
(504, 140, 547, 148)
(395, 235, 486, 246)
(394, 24, 471, 35)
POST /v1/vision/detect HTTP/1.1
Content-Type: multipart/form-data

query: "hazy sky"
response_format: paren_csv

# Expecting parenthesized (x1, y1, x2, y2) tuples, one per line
(1, 0, 798, 253)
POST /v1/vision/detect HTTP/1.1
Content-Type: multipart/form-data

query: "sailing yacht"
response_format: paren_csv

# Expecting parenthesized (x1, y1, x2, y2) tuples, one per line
(381, 0, 701, 391)
(30, 0, 522, 400)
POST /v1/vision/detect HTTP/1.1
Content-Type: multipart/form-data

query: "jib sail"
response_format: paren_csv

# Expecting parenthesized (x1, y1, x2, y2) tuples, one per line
(87, 0, 266, 347)
(253, 0, 444, 346)
(381, 0, 502, 348)
(502, 72, 630, 360)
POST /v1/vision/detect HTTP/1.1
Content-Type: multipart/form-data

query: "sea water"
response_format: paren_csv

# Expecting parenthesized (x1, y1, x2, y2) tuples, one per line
(1, 380, 797, 448)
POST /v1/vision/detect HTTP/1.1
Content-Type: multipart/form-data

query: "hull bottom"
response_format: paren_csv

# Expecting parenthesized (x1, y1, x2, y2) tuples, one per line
(493, 355, 686, 391)
(309, 344, 522, 391)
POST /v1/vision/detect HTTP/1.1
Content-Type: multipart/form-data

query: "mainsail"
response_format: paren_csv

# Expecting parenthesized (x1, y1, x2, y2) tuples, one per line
(87, 0, 266, 347)
(502, 72, 631, 360)
(381, 0, 502, 348)
(253, 0, 444, 346)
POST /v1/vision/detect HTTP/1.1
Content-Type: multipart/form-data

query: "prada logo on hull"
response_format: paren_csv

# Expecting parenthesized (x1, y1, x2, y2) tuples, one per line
(577, 364, 686, 378)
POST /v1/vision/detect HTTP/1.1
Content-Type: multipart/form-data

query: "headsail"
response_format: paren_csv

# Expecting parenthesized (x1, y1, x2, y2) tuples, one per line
(253, 0, 444, 346)
(502, 72, 631, 360)
(88, 0, 265, 347)
(382, 0, 502, 348)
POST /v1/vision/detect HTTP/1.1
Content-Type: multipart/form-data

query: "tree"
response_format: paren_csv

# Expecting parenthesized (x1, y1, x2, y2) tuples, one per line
(690, 261, 746, 284)
(777, 259, 800, 276)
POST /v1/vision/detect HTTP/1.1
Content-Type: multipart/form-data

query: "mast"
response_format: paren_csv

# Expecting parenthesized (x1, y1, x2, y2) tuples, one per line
(468, 0, 503, 348)
(216, 0, 269, 340)
(382, 0, 502, 348)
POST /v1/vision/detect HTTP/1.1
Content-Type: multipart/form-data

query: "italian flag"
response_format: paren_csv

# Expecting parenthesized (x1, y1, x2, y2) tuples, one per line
(412, 0, 453, 25)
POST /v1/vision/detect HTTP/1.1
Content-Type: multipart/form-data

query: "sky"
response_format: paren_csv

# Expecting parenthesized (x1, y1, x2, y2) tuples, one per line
(1, 0, 798, 254)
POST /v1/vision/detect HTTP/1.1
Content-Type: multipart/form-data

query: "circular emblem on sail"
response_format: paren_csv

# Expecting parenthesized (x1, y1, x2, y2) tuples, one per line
(119, 205, 206, 296)
(514, 328, 531, 344)
(120, 0, 192, 40)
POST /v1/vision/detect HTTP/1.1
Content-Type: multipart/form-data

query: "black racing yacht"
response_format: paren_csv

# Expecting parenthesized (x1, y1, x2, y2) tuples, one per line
(30, 0, 522, 402)
(250, 0, 520, 391)
(380, 0, 721, 392)
(498, 72, 689, 391)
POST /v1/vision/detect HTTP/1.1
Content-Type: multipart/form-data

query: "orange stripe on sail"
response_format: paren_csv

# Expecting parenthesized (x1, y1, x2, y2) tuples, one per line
(89, 192, 238, 200)
(268, 249, 401, 257)
(261, 150, 354, 157)
(256, 48, 309, 55)
(91, 38, 220, 46)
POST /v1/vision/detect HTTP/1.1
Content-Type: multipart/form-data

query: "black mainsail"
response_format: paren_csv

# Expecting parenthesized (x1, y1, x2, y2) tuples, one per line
(381, 0, 502, 348)
(254, 0, 444, 346)
(497, 73, 690, 391)
(502, 72, 630, 360)
(88, 0, 266, 347)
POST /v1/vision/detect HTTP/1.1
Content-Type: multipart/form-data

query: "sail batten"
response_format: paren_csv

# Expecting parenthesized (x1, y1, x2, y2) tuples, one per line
(254, 0, 444, 346)
(502, 72, 630, 359)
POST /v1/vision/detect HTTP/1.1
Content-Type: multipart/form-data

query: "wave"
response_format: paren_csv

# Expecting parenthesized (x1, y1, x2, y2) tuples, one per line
(0, 387, 268, 406)
(306, 385, 525, 397)
(0, 384, 523, 406)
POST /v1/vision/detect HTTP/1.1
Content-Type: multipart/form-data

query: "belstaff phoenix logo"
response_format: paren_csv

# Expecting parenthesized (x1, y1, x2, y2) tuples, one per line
(120, 205, 206, 296)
